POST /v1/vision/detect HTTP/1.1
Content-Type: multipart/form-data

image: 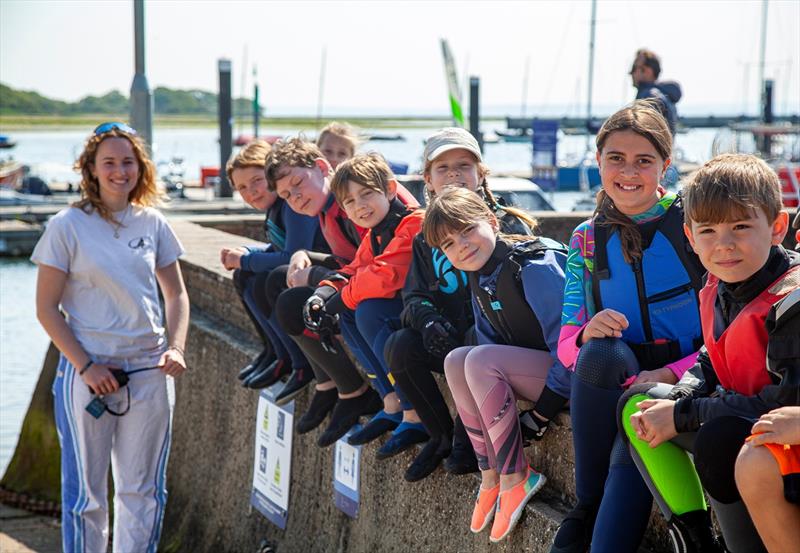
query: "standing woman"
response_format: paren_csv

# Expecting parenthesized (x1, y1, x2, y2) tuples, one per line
(33, 122, 189, 553)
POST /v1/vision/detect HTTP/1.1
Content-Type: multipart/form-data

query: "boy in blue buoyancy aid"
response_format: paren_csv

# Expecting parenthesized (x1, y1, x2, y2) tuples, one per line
(551, 101, 707, 553)
(424, 187, 570, 543)
(219, 140, 326, 389)
(384, 128, 543, 481)
(622, 154, 800, 553)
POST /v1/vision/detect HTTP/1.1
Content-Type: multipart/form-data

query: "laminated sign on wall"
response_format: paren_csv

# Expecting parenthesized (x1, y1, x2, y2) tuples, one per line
(333, 426, 362, 518)
(251, 386, 294, 529)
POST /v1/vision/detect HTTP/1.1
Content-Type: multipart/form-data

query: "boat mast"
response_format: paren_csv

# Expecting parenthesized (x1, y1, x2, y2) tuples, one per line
(585, 0, 597, 152)
(758, 0, 768, 116)
(521, 55, 530, 118)
(316, 46, 327, 129)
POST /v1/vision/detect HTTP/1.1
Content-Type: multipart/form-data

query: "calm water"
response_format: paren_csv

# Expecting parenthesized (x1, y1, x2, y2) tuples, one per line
(0, 258, 49, 476)
(2, 125, 721, 185)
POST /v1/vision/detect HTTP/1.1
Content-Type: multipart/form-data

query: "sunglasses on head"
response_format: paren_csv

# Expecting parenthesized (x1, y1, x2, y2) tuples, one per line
(93, 122, 137, 136)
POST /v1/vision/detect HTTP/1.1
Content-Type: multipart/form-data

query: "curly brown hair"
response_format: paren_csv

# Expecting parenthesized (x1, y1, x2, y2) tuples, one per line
(264, 137, 325, 191)
(594, 100, 672, 263)
(73, 126, 161, 223)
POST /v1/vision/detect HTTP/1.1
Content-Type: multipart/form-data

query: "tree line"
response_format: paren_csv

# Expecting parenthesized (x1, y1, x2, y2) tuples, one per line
(0, 83, 253, 116)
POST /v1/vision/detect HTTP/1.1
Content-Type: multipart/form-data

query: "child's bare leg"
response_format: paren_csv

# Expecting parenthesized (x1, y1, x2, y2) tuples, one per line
(481, 468, 499, 490)
(499, 471, 527, 493)
(735, 442, 800, 552)
(383, 391, 402, 414)
(402, 409, 421, 423)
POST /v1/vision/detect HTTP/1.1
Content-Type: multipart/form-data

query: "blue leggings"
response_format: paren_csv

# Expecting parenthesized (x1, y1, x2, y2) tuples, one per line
(339, 297, 411, 409)
(242, 273, 307, 369)
(570, 338, 653, 553)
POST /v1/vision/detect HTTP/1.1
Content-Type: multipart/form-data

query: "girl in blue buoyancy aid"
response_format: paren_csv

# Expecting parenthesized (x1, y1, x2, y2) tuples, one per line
(551, 101, 706, 553)
(424, 187, 571, 543)
(384, 127, 542, 482)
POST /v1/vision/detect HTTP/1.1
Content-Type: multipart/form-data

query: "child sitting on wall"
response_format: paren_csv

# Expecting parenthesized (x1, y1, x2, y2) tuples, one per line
(623, 153, 800, 552)
(303, 153, 428, 457)
(219, 140, 324, 389)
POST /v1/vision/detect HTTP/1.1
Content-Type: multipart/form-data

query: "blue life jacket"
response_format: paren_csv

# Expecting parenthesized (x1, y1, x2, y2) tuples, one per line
(591, 195, 706, 370)
(470, 238, 568, 349)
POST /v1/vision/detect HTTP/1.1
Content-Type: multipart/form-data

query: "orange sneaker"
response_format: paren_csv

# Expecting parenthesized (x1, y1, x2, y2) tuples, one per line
(469, 483, 499, 533)
(489, 467, 547, 543)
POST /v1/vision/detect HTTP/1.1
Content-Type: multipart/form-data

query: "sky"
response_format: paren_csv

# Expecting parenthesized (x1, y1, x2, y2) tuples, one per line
(1, 0, 799, 118)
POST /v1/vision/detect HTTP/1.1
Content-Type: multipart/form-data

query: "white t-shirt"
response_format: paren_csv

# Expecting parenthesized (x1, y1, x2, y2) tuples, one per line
(31, 205, 184, 367)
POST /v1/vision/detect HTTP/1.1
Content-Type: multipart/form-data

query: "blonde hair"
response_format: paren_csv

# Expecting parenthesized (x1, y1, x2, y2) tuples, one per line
(264, 137, 324, 191)
(317, 122, 359, 154)
(683, 153, 783, 225)
(594, 100, 673, 263)
(330, 153, 394, 206)
(226, 140, 271, 183)
(423, 187, 536, 249)
(73, 127, 161, 222)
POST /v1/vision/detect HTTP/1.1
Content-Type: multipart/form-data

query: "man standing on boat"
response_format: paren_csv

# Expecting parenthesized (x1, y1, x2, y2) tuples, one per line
(630, 49, 682, 137)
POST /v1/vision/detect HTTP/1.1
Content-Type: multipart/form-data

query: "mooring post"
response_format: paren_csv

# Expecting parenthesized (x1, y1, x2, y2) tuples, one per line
(759, 79, 774, 155)
(469, 76, 483, 153)
(129, 0, 153, 153)
(218, 58, 233, 198)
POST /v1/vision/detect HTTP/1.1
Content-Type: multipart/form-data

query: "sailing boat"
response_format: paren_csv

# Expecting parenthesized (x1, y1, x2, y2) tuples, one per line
(440, 39, 466, 128)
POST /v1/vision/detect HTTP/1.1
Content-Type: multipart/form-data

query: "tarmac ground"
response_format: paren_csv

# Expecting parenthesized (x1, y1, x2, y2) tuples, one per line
(0, 504, 61, 553)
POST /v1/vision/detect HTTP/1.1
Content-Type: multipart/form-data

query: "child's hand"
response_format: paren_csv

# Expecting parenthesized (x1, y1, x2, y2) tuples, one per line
(581, 309, 629, 343)
(220, 247, 248, 271)
(287, 251, 312, 287)
(748, 406, 800, 446)
(632, 367, 678, 386)
(630, 399, 677, 447)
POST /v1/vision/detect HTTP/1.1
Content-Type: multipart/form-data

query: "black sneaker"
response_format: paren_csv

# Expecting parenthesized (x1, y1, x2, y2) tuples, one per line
(444, 420, 479, 475)
(404, 436, 451, 482)
(549, 503, 597, 553)
(245, 358, 291, 389)
(274, 366, 314, 405)
(667, 510, 724, 553)
(296, 388, 338, 434)
(238, 347, 275, 381)
(318, 388, 382, 447)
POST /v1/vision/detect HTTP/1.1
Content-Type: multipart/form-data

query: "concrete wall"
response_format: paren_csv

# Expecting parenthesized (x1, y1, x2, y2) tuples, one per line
(161, 217, 673, 553)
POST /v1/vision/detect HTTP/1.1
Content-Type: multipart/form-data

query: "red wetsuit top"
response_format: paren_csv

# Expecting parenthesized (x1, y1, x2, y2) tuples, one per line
(318, 183, 418, 265)
(700, 265, 800, 396)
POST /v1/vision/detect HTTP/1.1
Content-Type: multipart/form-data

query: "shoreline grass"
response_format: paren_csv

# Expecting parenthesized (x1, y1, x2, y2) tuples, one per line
(0, 113, 506, 131)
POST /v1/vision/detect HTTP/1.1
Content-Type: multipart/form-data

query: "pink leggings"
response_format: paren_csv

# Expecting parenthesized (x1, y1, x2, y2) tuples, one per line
(444, 345, 552, 475)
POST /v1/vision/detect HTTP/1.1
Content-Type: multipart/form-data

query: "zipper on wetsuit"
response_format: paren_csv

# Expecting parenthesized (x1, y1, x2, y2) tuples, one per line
(647, 282, 693, 304)
(633, 257, 653, 342)
(484, 286, 516, 345)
